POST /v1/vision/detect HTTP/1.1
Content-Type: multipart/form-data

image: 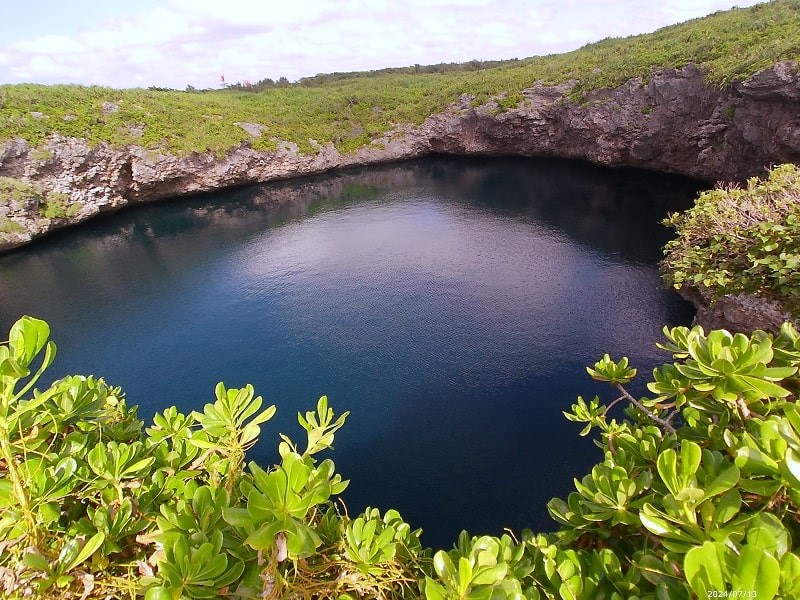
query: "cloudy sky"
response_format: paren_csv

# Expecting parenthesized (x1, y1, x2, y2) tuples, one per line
(0, 0, 762, 90)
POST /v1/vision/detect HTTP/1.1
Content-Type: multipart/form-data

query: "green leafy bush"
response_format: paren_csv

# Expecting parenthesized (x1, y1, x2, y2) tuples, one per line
(2, 316, 800, 598)
(0, 316, 423, 599)
(663, 163, 800, 314)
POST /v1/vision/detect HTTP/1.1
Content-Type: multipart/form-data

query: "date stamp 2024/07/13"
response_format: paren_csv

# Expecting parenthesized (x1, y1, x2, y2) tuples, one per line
(707, 592, 757, 598)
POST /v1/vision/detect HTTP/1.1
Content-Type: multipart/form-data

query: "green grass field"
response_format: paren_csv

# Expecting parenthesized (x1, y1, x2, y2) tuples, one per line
(1, 0, 798, 156)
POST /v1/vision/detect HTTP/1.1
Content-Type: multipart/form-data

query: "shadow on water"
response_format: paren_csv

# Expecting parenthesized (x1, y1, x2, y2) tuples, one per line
(420, 155, 701, 264)
(0, 155, 700, 549)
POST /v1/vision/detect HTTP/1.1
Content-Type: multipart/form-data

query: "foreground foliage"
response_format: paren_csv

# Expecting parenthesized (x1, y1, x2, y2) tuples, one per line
(663, 163, 800, 315)
(1, 1, 799, 155)
(2, 315, 800, 598)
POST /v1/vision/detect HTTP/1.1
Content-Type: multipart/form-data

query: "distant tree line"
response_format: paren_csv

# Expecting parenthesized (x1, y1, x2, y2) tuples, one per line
(295, 58, 524, 86)
(202, 58, 527, 93)
(142, 58, 526, 94)
(223, 76, 291, 92)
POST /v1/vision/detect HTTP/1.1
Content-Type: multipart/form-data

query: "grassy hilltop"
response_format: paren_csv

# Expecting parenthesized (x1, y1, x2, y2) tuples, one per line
(0, 0, 799, 156)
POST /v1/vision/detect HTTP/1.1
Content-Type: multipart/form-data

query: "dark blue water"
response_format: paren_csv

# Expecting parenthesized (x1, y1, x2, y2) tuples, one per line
(0, 157, 699, 548)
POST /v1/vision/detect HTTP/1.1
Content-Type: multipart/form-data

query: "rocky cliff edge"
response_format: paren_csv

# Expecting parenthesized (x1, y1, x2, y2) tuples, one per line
(2, 62, 800, 331)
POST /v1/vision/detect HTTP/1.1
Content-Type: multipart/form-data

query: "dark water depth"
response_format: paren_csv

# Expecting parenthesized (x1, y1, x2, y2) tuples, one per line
(0, 157, 700, 548)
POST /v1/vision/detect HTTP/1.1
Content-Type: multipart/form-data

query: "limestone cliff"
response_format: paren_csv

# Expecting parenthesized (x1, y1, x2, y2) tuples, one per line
(422, 62, 800, 181)
(2, 62, 799, 254)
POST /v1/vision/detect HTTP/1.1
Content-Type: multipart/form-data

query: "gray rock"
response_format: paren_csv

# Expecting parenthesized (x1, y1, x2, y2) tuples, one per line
(234, 122, 268, 137)
(678, 285, 798, 335)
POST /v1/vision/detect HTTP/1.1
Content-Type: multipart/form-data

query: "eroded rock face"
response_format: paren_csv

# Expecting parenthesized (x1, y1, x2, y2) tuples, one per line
(1, 62, 799, 254)
(677, 285, 798, 335)
(420, 63, 800, 182)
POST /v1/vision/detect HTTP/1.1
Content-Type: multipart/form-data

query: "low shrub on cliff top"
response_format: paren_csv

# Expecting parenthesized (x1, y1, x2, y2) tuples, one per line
(3, 314, 800, 598)
(0, 175, 81, 222)
(0, 0, 798, 155)
(663, 163, 800, 314)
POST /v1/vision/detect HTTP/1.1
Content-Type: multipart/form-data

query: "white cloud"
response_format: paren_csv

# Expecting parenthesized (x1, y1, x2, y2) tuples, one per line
(165, 0, 341, 33)
(0, 0, 764, 89)
(13, 35, 85, 55)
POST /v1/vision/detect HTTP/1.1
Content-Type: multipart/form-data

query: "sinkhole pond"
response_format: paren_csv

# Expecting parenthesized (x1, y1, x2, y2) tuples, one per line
(0, 156, 701, 548)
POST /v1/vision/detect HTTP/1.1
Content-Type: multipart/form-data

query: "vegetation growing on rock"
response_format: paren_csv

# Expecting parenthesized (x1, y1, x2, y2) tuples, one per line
(663, 163, 800, 316)
(3, 314, 800, 599)
(0, 0, 798, 155)
(0, 176, 44, 206)
(0, 177, 80, 242)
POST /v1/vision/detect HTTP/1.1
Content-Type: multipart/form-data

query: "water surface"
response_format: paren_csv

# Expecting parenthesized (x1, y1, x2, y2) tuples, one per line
(0, 157, 699, 548)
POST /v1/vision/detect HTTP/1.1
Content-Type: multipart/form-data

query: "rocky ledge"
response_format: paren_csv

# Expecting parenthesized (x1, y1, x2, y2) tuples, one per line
(1, 61, 799, 330)
(677, 285, 798, 335)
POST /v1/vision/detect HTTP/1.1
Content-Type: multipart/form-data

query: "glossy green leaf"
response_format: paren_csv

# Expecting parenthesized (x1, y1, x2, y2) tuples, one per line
(434, 551, 456, 582)
(735, 447, 780, 476)
(734, 546, 779, 599)
(684, 542, 728, 596)
(424, 577, 448, 600)
(9, 316, 50, 369)
(785, 448, 800, 485)
(471, 563, 507, 586)
(780, 553, 800, 597)
(144, 587, 173, 600)
(62, 532, 105, 572)
(656, 449, 680, 496)
(700, 465, 740, 502)
(679, 440, 702, 483)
